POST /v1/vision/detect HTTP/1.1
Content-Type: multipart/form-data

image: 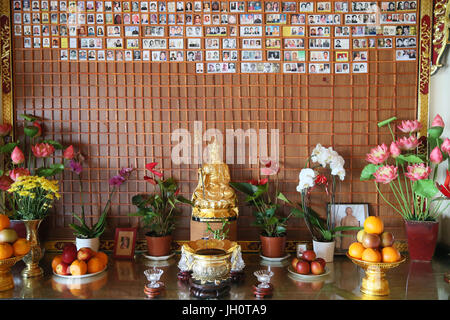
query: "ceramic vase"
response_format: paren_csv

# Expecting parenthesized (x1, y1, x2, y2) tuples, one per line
(405, 220, 439, 261)
(313, 240, 335, 263)
(76, 237, 100, 252)
(260, 234, 286, 258)
(21, 219, 44, 278)
(146, 234, 172, 257)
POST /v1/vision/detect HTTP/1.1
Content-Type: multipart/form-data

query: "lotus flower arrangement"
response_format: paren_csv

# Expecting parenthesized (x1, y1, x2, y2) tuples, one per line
(0, 114, 73, 220)
(360, 115, 449, 221)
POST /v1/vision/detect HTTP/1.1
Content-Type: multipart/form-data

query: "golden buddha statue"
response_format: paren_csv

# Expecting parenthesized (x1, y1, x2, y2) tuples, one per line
(191, 139, 238, 219)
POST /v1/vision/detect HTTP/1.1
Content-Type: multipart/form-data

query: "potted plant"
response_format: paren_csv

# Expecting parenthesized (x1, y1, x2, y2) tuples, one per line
(360, 115, 450, 261)
(286, 144, 362, 262)
(68, 154, 134, 251)
(130, 162, 191, 257)
(230, 161, 299, 258)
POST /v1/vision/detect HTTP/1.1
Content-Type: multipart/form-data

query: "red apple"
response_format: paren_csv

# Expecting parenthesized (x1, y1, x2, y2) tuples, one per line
(302, 250, 316, 262)
(296, 260, 310, 275)
(315, 258, 326, 269)
(310, 261, 324, 275)
(291, 257, 299, 270)
(61, 243, 78, 264)
(55, 262, 71, 275)
(77, 247, 94, 261)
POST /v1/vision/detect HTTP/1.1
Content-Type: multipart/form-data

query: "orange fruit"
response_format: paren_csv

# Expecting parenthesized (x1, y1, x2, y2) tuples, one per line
(381, 246, 401, 263)
(12, 238, 31, 256)
(0, 215, 10, 231)
(87, 257, 105, 274)
(70, 260, 87, 276)
(0, 243, 14, 260)
(363, 216, 384, 235)
(94, 251, 108, 266)
(361, 248, 382, 262)
(51, 255, 63, 272)
(348, 242, 365, 259)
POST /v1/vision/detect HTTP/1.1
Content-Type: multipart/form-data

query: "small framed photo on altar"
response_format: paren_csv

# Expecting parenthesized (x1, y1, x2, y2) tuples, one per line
(113, 228, 137, 259)
(328, 203, 368, 254)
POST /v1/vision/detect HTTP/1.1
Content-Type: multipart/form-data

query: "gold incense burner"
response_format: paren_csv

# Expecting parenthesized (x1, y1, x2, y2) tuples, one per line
(181, 239, 239, 284)
(347, 253, 406, 296)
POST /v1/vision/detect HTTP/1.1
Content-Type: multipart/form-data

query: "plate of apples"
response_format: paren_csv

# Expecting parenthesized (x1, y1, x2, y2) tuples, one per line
(287, 250, 330, 281)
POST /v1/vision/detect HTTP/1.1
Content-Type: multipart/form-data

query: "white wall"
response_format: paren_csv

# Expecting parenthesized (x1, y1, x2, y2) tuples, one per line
(430, 51, 450, 246)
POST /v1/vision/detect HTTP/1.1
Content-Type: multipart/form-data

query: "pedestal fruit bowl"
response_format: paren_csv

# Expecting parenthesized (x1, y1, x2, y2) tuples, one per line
(0, 255, 25, 291)
(346, 253, 406, 296)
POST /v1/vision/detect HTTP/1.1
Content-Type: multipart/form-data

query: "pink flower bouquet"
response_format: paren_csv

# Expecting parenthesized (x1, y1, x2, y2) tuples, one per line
(361, 115, 450, 221)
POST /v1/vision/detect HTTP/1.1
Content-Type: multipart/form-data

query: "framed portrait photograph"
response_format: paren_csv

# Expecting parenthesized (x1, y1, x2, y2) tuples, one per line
(113, 227, 137, 259)
(329, 203, 369, 254)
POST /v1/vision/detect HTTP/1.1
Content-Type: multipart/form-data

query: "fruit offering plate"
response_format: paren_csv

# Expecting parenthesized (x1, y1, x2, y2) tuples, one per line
(260, 254, 290, 262)
(346, 253, 406, 270)
(52, 270, 107, 285)
(287, 266, 330, 281)
(53, 266, 107, 279)
(142, 252, 175, 261)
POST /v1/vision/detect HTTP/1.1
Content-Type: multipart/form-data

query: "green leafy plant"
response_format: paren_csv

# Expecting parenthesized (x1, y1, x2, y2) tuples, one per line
(69, 160, 134, 239)
(206, 218, 230, 240)
(129, 163, 192, 237)
(230, 177, 300, 237)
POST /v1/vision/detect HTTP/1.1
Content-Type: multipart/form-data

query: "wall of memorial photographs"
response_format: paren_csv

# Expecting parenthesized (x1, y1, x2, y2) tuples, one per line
(12, 0, 419, 74)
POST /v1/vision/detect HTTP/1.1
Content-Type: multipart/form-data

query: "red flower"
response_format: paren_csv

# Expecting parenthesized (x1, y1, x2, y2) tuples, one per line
(33, 121, 42, 137)
(63, 145, 75, 160)
(0, 123, 12, 137)
(0, 175, 13, 191)
(174, 188, 180, 196)
(315, 174, 328, 185)
(144, 176, 157, 185)
(32, 143, 55, 158)
(145, 162, 163, 178)
(438, 170, 450, 198)
(248, 178, 268, 186)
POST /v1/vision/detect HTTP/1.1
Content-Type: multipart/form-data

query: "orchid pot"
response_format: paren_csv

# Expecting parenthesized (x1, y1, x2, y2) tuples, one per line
(75, 237, 100, 252)
(312, 240, 335, 263)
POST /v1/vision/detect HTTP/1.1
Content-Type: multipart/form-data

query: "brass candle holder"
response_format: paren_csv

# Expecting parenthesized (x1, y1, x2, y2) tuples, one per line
(346, 253, 406, 296)
(0, 255, 25, 291)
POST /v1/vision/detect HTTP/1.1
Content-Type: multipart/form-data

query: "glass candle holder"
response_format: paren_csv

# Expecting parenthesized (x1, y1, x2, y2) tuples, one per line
(253, 270, 273, 289)
(144, 268, 164, 288)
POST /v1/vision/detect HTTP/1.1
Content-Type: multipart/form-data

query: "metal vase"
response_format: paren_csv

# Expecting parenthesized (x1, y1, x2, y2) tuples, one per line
(21, 219, 44, 278)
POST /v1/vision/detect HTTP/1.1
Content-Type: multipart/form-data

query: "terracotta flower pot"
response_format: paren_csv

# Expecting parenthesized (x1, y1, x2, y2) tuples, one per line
(405, 220, 439, 261)
(145, 234, 172, 257)
(260, 234, 286, 258)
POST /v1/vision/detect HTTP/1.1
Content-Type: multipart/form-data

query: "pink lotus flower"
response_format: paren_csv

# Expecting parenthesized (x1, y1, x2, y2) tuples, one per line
(63, 145, 75, 160)
(0, 123, 12, 136)
(0, 175, 13, 191)
(430, 146, 443, 164)
(373, 165, 398, 184)
(145, 162, 163, 178)
(396, 136, 421, 151)
(389, 141, 401, 158)
(33, 121, 42, 137)
(9, 168, 30, 181)
(11, 146, 25, 164)
(397, 120, 422, 133)
(441, 138, 450, 155)
(32, 143, 55, 158)
(431, 114, 444, 127)
(366, 144, 390, 164)
(404, 164, 431, 181)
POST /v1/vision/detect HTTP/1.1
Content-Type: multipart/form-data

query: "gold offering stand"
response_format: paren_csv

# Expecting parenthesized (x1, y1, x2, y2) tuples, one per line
(181, 239, 239, 299)
(346, 253, 406, 296)
(0, 255, 25, 291)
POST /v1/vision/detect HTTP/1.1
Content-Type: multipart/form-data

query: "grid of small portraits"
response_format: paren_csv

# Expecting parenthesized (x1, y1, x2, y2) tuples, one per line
(13, 0, 419, 73)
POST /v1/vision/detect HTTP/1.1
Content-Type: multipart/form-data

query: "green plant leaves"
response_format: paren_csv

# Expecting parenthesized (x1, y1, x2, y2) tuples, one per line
(396, 154, 424, 164)
(0, 142, 19, 154)
(19, 114, 38, 122)
(229, 182, 258, 196)
(277, 192, 291, 204)
(428, 126, 444, 139)
(36, 163, 65, 177)
(412, 179, 440, 198)
(360, 164, 382, 181)
(24, 125, 39, 138)
(377, 117, 397, 128)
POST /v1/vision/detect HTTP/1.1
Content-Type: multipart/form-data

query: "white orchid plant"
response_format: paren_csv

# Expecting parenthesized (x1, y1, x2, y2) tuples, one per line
(282, 144, 361, 242)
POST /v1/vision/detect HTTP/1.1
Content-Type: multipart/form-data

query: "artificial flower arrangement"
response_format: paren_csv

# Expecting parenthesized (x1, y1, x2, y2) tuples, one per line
(282, 144, 361, 242)
(0, 114, 73, 220)
(229, 160, 300, 238)
(129, 162, 191, 237)
(68, 153, 134, 239)
(360, 115, 450, 221)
